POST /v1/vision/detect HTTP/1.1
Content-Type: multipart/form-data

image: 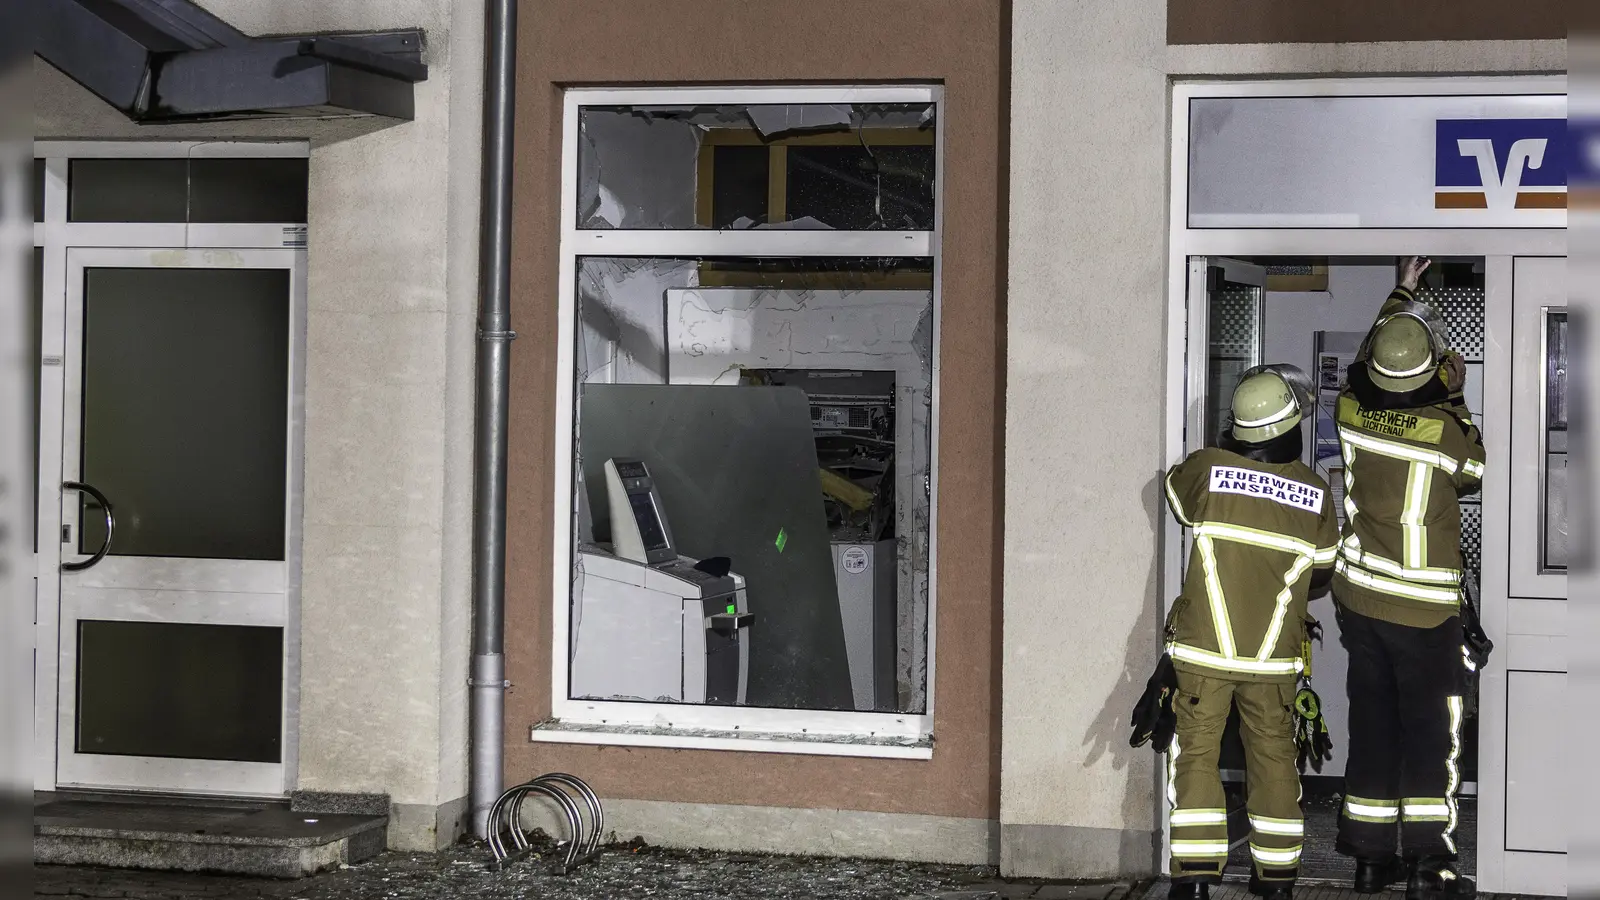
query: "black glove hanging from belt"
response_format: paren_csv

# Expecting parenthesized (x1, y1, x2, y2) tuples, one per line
(1129, 653, 1179, 752)
(1294, 616, 1333, 773)
(1293, 681, 1334, 774)
(1461, 571, 1493, 672)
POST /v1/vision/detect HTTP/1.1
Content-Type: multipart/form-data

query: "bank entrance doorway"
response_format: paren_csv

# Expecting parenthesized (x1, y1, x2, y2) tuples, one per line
(1166, 79, 1567, 896)
(32, 145, 309, 798)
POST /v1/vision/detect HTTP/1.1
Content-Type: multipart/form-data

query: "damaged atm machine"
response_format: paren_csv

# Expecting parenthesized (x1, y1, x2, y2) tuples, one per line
(570, 382, 883, 712)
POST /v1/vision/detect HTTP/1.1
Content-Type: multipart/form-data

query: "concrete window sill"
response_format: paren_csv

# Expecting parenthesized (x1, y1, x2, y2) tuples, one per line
(530, 721, 935, 760)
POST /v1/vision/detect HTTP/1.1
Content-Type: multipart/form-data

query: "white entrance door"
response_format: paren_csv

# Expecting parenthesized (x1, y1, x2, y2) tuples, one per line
(44, 247, 303, 796)
(1477, 255, 1566, 895)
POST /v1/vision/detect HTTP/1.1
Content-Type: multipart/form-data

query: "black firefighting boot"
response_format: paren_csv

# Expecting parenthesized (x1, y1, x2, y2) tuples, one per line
(1168, 880, 1212, 900)
(1248, 872, 1294, 900)
(1406, 857, 1476, 899)
(1354, 856, 1406, 893)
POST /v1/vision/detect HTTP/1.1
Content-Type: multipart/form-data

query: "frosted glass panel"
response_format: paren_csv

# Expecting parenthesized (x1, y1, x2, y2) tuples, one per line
(1205, 283, 1263, 446)
(79, 268, 290, 560)
(1543, 311, 1568, 572)
(76, 620, 282, 763)
(69, 158, 309, 224)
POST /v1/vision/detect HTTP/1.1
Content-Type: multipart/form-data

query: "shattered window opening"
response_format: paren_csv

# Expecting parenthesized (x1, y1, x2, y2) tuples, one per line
(577, 103, 936, 232)
(568, 255, 935, 716)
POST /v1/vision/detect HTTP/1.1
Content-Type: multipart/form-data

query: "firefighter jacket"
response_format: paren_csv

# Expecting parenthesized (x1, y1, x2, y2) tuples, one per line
(1164, 447, 1342, 683)
(1332, 287, 1488, 629)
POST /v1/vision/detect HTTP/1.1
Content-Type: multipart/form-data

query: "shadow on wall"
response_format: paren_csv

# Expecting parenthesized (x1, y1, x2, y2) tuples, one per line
(1076, 471, 1166, 874)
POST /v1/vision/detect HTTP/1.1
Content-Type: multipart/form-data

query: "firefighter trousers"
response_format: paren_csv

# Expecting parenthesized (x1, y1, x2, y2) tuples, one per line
(1168, 669, 1304, 883)
(1334, 602, 1467, 862)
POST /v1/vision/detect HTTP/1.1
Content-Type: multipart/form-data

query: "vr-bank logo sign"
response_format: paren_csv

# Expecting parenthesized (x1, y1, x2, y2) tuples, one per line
(1435, 119, 1566, 212)
(1573, 118, 1600, 209)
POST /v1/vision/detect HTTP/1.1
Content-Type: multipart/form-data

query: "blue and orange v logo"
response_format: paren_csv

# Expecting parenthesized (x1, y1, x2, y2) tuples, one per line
(1434, 119, 1566, 211)
(1572, 118, 1600, 211)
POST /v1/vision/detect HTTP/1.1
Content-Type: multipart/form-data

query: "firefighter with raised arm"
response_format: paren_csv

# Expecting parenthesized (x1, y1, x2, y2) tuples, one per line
(1155, 365, 1341, 899)
(1331, 257, 1487, 898)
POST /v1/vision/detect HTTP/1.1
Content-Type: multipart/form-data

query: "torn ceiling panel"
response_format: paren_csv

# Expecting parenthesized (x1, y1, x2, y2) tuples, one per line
(600, 105, 935, 135)
(744, 104, 854, 139)
(36, 0, 428, 123)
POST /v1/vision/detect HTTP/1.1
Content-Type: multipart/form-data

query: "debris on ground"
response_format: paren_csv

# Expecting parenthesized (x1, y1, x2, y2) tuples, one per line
(33, 838, 1142, 900)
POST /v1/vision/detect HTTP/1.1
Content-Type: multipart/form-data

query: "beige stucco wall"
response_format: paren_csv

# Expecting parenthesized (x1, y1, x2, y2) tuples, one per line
(1001, 0, 1170, 879)
(33, 0, 483, 851)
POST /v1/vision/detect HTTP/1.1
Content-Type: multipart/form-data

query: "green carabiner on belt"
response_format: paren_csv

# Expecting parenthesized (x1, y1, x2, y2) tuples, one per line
(1294, 687, 1321, 721)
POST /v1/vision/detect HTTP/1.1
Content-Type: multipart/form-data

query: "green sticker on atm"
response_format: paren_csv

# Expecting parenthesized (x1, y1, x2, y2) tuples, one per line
(726, 603, 737, 614)
(775, 528, 788, 552)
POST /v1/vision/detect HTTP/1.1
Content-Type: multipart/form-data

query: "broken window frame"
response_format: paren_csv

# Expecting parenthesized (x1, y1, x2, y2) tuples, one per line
(695, 128, 938, 290)
(545, 86, 943, 756)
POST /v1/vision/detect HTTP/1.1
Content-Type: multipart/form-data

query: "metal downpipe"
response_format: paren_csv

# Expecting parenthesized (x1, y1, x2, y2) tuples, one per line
(470, 0, 517, 841)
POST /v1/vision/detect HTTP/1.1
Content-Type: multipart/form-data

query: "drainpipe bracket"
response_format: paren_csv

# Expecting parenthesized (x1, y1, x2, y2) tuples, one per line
(478, 329, 518, 342)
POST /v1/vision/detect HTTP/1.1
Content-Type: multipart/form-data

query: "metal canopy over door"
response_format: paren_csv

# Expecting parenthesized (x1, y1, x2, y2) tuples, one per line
(48, 247, 303, 796)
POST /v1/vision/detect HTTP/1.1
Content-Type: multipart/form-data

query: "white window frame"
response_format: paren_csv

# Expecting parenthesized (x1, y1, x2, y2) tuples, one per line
(543, 86, 942, 757)
(1162, 77, 1567, 894)
(31, 140, 310, 793)
(1507, 258, 1569, 599)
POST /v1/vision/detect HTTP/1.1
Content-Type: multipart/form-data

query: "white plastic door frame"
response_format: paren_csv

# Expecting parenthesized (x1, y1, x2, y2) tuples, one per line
(49, 246, 305, 797)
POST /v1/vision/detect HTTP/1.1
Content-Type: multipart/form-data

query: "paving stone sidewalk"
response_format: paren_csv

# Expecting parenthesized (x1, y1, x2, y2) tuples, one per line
(33, 840, 1143, 900)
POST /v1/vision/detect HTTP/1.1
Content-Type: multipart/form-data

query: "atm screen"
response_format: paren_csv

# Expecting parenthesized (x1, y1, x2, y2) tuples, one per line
(614, 461, 648, 479)
(628, 491, 670, 552)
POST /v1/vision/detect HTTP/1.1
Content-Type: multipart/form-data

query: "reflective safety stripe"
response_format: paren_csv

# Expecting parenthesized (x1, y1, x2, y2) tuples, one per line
(1236, 397, 1299, 428)
(1172, 840, 1231, 859)
(1403, 800, 1452, 822)
(1374, 354, 1433, 378)
(1195, 536, 1238, 658)
(1250, 844, 1303, 865)
(1344, 797, 1400, 823)
(1249, 815, 1305, 837)
(1194, 522, 1319, 560)
(1314, 543, 1339, 566)
(1340, 541, 1461, 585)
(1336, 559, 1462, 606)
(1338, 426, 1459, 473)
(1184, 519, 1327, 675)
(1463, 459, 1486, 479)
(1170, 643, 1303, 676)
(1461, 645, 1478, 673)
(1401, 461, 1432, 569)
(1259, 555, 1312, 661)
(1171, 809, 1228, 827)
(1167, 735, 1181, 809)
(1342, 443, 1360, 520)
(1445, 695, 1464, 854)
(1166, 470, 1193, 526)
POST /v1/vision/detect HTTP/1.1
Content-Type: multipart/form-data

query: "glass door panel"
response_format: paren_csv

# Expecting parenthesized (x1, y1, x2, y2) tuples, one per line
(54, 247, 300, 796)
(77, 268, 289, 561)
(1508, 258, 1567, 600)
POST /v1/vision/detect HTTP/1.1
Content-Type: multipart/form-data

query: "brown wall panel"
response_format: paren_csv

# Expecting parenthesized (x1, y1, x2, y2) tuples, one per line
(503, 0, 1007, 820)
(1169, 0, 1565, 45)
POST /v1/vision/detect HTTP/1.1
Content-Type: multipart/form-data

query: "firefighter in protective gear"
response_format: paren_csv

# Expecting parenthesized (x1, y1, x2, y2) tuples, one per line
(1331, 257, 1486, 899)
(1163, 366, 1342, 900)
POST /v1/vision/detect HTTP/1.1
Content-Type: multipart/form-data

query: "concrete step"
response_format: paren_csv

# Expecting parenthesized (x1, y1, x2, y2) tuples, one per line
(34, 791, 387, 879)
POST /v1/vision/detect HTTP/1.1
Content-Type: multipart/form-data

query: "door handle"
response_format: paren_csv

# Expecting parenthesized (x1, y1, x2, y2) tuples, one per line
(62, 481, 114, 572)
